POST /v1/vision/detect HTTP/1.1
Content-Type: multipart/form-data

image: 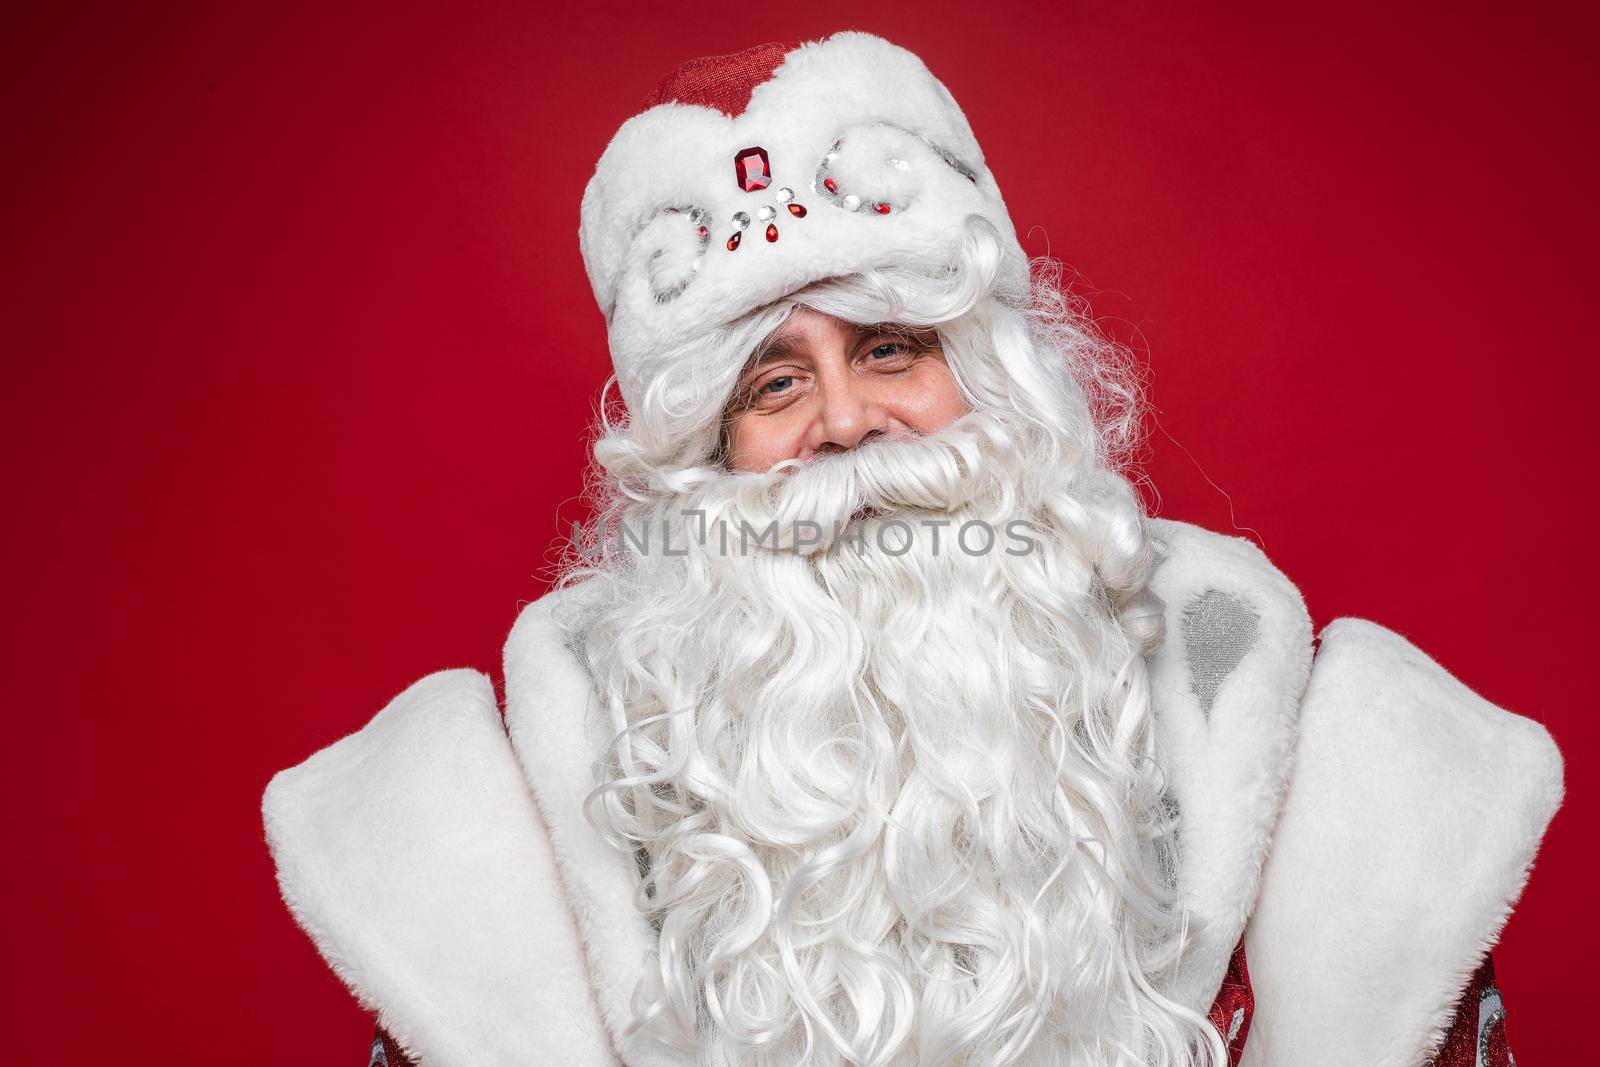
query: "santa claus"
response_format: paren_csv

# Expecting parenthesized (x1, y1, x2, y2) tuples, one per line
(262, 32, 1562, 1067)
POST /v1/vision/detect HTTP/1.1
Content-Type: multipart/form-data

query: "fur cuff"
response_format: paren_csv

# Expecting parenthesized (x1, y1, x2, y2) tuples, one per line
(1239, 619, 1564, 1067)
(262, 669, 613, 1065)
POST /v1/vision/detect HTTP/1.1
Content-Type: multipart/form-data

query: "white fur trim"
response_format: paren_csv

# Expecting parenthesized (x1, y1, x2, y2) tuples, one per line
(502, 591, 694, 1067)
(262, 669, 613, 1066)
(1239, 618, 1564, 1067)
(1146, 519, 1314, 1013)
(262, 526, 1562, 1065)
(580, 31, 1029, 414)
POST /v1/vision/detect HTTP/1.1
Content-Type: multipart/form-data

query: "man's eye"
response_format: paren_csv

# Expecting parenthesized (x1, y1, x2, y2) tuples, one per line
(869, 343, 910, 360)
(759, 375, 794, 395)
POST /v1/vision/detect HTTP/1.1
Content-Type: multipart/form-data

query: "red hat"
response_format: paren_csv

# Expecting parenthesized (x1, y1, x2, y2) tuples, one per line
(578, 31, 1029, 414)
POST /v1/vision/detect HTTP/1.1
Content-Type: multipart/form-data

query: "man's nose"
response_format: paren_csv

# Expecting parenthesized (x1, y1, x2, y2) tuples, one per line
(807, 377, 889, 456)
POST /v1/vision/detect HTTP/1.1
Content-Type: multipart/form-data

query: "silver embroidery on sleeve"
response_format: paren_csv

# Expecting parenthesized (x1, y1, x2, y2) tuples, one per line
(1181, 590, 1260, 718)
(1477, 982, 1512, 1067)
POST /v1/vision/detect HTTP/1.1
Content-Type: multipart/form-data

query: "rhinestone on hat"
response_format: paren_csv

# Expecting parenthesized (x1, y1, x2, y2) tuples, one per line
(812, 132, 921, 216)
(734, 146, 772, 192)
(725, 156, 809, 250)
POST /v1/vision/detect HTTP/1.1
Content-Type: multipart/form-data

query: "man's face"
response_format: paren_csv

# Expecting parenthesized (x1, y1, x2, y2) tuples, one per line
(722, 307, 973, 472)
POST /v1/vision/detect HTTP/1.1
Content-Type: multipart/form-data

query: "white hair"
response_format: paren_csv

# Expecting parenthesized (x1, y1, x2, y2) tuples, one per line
(557, 217, 1225, 1066)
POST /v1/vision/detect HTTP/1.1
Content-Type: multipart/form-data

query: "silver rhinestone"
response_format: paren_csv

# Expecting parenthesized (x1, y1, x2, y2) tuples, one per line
(774, 187, 793, 203)
(887, 157, 909, 170)
(756, 206, 775, 222)
(842, 194, 861, 211)
(732, 211, 750, 229)
(825, 151, 838, 161)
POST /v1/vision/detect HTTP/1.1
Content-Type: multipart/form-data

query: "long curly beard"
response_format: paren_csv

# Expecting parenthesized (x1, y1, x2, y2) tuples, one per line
(567, 409, 1219, 1066)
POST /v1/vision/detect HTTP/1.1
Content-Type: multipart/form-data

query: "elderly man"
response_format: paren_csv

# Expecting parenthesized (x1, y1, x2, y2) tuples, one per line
(263, 32, 1561, 1067)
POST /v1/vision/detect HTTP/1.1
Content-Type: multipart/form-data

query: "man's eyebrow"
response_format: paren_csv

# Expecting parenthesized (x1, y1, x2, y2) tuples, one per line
(851, 320, 922, 339)
(748, 332, 802, 368)
(856, 321, 942, 346)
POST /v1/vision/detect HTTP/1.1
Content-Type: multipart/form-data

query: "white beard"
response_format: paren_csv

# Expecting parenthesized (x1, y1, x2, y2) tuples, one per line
(565, 410, 1221, 1066)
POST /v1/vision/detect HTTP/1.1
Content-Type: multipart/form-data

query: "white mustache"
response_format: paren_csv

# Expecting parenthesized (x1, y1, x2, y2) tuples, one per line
(686, 411, 1029, 552)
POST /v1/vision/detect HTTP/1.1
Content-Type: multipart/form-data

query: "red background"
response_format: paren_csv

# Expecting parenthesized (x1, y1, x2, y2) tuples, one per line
(7, 3, 1594, 1061)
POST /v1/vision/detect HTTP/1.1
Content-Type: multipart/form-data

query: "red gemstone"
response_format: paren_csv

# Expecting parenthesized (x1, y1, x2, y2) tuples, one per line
(765, 223, 778, 242)
(734, 146, 772, 192)
(726, 232, 741, 251)
(787, 202, 806, 218)
(697, 225, 708, 237)
(823, 177, 837, 193)
(874, 202, 891, 214)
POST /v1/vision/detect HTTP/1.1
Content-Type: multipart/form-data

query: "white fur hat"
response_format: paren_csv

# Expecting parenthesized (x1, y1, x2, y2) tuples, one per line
(579, 31, 1030, 415)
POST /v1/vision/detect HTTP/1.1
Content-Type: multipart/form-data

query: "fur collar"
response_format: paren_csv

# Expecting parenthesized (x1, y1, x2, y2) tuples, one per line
(1142, 519, 1315, 1013)
(262, 518, 1562, 1066)
(503, 584, 693, 1067)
